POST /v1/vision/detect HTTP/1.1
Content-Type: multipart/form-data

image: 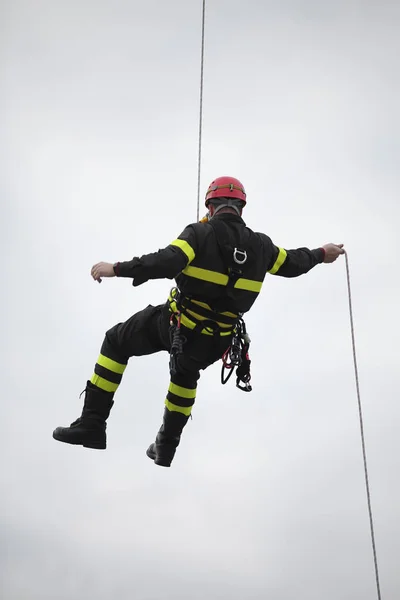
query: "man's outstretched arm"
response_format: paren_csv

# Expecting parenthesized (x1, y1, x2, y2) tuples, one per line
(90, 225, 198, 284)
(267, 241, 344, 278)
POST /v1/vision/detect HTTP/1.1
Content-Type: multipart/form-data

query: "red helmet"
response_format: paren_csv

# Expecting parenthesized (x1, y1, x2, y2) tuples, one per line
(205, 176, 246, 206)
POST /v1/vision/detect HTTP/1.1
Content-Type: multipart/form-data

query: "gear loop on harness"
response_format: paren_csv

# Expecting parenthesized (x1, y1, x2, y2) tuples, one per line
(169, 313, 187, 376)
(168, 287, 187, 376)
(221, 317, 252, 392)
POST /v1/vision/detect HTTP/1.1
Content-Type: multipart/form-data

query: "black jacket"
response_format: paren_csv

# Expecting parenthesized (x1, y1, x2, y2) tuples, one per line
(115, 213, 324, 318)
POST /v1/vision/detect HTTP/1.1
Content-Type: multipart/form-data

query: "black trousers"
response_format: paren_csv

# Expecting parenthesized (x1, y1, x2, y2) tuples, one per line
(89, 302, 232, 421)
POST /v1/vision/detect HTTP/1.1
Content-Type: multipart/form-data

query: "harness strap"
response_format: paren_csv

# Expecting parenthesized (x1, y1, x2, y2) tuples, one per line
(179, 296, 238, 326)
(169, 288, 238, 336)
(208, 218, 247, 288)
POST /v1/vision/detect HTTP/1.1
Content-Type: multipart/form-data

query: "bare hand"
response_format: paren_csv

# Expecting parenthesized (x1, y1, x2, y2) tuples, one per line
(91, 262, 115, 283)
(322, 243, 345, 263)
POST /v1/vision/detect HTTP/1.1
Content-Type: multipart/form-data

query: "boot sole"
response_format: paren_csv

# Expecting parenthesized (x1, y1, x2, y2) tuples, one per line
(53, 432, 106, 450)
(146, 447, 171, 467)
(83, 442, 106, 450)
(154, 459, 171, 467)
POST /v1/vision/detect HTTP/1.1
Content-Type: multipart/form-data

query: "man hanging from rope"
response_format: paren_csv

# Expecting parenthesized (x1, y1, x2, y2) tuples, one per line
(53, 176, 344, 467)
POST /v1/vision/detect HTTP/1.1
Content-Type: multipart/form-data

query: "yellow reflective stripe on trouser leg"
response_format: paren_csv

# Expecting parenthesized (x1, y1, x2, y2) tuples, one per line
(164, 399, 193, 417)
(96, 354, 127, 374)
(168, 382, 196, 399)
(170, 239, 196, 264)
(90, 374, 119, 393)
(166, 381, 196, 416)
(268, 248, 287, 274)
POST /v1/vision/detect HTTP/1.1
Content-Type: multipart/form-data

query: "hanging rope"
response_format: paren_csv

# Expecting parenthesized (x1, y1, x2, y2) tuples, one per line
(196, 0, 206, 222)
(345, 251, 382, 600)
(193, 3, 381, 595)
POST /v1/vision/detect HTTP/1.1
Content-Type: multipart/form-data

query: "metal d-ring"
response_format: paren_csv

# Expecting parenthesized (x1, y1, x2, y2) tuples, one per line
(233, 248, 247, 265)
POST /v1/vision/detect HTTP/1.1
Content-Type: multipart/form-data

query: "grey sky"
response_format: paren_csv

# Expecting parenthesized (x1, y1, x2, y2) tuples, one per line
(1, 1, 399, 599)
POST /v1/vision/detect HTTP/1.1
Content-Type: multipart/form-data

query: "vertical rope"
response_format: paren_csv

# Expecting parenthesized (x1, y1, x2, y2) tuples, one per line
(192, 5, 382, 591)
(196, 0, 206, 222)
(345, 251, 382, 600)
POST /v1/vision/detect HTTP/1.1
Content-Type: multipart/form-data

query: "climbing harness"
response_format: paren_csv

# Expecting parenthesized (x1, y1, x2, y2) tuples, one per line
(168, 286, 252, 391)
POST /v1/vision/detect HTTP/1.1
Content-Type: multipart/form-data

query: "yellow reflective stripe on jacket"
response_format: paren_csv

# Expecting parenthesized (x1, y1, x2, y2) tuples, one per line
(268, 248, 287, 274)
(90, 374, 119, 393)
(168, 382, 196, 399)
(182, 265, 229, 285)
(170, 239, 196, 264)
(97, 354, 126, 375)
(234, 278, 263, 293)
(165, 399, 193, 416)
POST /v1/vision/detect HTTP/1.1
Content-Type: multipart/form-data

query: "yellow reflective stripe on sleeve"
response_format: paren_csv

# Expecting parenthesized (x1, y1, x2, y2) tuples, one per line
(234, 278, 263, 293)
(90, 374, 119, 393)
(182, 265, 229, 286)
(168, 382, 196, 399)
(97, 354, 126, 374)
(170, 239, 196, 264)
(268, 248, 287, 274)
(165, 399, 193, 416)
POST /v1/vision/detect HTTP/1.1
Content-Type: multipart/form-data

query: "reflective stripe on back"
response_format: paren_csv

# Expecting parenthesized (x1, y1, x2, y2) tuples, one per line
(182, 265, 262, 292)
(234, 278, 263, 292)
(182, 265, 229, 286)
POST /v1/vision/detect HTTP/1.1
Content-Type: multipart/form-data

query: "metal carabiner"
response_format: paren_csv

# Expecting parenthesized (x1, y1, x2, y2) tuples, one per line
(233, 248, 247, 265)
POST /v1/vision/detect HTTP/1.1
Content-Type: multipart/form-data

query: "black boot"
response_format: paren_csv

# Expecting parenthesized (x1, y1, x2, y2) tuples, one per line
(53, 382, 114, 450)
(146, 409, 190, 467)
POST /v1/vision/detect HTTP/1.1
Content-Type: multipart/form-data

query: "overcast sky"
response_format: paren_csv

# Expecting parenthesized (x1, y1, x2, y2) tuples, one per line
(1, 1, 399, 599)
